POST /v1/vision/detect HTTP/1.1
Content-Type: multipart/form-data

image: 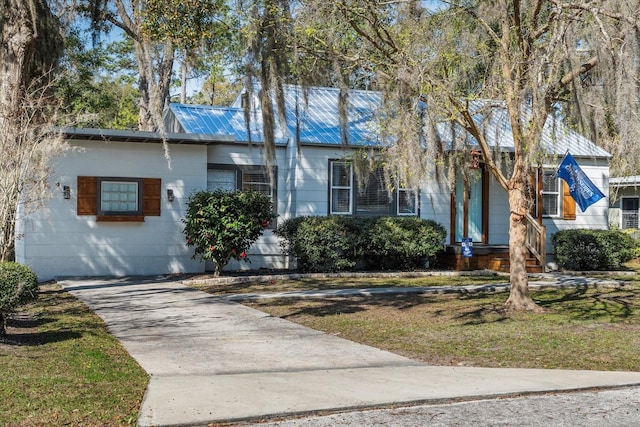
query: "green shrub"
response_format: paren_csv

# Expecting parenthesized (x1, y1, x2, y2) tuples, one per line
(0, 262, 38, 335)
(622, 229, 640, 258)
(183, 190, 276, 276)
(552, 229, 636, 271)
(366, 217, 447, 270)
(274, 216, 446, 272)
(293, 216, 359, 272)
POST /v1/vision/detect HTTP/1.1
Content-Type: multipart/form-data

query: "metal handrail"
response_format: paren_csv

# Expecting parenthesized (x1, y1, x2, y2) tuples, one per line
(524, 213, 546, 271)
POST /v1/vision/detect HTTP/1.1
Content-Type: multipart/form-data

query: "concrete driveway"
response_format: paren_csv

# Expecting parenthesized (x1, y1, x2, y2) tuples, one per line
(59, 276, 640, 427)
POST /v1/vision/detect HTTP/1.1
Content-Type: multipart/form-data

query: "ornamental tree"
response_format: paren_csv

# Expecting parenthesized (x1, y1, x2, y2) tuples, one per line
(183, 190, 276, 276)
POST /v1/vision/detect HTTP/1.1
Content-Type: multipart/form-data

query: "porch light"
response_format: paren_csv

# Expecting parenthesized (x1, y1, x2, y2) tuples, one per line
(63, 185, 70, 199)
(470, 149, 481, 169)
(167, 189, 174, 202)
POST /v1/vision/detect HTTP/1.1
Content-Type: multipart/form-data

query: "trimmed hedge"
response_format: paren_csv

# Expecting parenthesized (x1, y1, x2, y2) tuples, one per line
(0, 261, 38, 334)
(274, 216, 446, 272)
(551, 229, 637, 271)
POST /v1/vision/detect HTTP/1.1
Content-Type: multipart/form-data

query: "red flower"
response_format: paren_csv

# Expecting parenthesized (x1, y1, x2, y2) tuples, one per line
(231, 248, 237, 255)
(240, 251, 247, 259)
(262, 219, 268, 228)
(187, 238, 193, 244)
(209, 246, 215, 252)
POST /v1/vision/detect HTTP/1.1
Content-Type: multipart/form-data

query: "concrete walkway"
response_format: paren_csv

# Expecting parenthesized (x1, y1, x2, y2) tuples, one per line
(58, 275, 640, 427)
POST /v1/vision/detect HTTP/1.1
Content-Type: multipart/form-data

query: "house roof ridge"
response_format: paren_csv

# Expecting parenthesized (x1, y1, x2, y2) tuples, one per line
(170, 103, 243, 112)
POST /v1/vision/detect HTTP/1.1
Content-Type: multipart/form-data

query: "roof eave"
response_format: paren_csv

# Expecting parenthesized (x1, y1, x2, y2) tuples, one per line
(62, 127, 235, 145)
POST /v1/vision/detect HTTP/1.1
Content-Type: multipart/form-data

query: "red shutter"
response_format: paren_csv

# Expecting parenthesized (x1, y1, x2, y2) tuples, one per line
(562, 181, 576, 220)
(142, 178, 161, 216)
(77, 176, 97, 215)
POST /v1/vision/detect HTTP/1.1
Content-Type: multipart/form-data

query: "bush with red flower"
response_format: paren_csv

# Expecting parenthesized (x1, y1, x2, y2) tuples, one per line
(183, 190, 276, 276)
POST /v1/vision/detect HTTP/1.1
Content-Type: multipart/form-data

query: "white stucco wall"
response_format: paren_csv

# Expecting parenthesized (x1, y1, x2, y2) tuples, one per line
(16, 140, 207, 281)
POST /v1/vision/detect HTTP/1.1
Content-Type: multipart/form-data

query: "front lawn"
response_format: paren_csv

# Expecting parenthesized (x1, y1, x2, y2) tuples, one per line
(242, 278, 640, 371)
(0, 283, 148, 426)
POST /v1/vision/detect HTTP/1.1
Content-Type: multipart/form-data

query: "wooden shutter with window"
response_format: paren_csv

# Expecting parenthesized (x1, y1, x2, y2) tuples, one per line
(142, 178, 161, 216)
(77, 176, 97, 215)
(562, 181, 576, 220)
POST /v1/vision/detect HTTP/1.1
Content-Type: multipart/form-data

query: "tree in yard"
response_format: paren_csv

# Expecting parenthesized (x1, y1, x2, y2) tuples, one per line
(183, 190, 276, 276)
(0, 0, 68, 261)
(82, 0, 232, 131)
(253, 0, 640, 311)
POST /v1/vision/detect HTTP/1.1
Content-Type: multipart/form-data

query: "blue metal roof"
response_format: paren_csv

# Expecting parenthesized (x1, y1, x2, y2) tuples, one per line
(436, 100, 611, 158)
(167, 104, 288, 145)
(167, 86, 610, 157)
(168, 85, 382, 146)
(280, 85, 382, 146)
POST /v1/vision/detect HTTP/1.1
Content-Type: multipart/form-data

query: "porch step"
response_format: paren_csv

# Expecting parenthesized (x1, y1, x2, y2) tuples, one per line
(438, 245, 545, 273)
(488, 257, 543, 273)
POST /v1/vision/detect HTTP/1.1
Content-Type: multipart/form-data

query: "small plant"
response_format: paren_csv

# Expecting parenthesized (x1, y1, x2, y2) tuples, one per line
(183, 190, 276, 276)
(552, 229, 636, 271)
(0, 261, 38, 335)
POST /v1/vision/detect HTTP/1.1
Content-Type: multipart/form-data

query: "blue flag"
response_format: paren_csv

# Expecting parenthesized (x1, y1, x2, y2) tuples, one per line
(557, 153, 605, 212)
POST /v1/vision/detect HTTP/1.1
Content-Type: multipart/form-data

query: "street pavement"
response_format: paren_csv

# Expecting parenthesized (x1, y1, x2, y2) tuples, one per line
(58, 274, 640, 427)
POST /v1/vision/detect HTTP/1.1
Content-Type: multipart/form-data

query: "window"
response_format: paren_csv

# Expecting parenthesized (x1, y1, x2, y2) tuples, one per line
(242, 169, 273, 198)
(536, 169, 575, 220)
(99, 179, 141, 215)
(330, 161, 352, 214)
(207, 169, 236, 192)
(329, 160, 418, 216)
(207, 164, 277, 225)
(77, 176, 161, 221)
(207, 164, 276, 199)
(356, 168, 392, 215)
(622, 198, 639, 229)
(398, 188, 418, 215)
(541, 170, 560, 216)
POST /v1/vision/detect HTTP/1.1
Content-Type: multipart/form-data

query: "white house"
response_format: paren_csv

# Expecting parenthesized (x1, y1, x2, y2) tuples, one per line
(16, 86, 611, 280)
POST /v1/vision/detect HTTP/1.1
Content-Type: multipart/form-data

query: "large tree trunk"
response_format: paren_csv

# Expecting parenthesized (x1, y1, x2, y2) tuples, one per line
(0, 0, 61, 261)
(504, 162, 543, 312)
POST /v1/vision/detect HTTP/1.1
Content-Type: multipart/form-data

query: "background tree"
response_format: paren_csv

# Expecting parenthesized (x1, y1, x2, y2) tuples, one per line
(82, 0, 232, 131)
(57, 30, 139, 129)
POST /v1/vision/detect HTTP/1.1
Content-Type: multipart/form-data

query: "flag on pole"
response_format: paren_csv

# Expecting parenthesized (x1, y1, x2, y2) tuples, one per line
(557, 152, 605, 212)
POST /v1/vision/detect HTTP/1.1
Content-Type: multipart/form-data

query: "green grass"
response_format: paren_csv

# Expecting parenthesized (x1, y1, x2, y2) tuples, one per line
(0, 283, 149, 426)
(243, 280, 640, 372)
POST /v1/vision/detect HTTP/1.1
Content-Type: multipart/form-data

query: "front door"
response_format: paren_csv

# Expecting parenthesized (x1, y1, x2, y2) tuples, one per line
(454, 168, 486, 243)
